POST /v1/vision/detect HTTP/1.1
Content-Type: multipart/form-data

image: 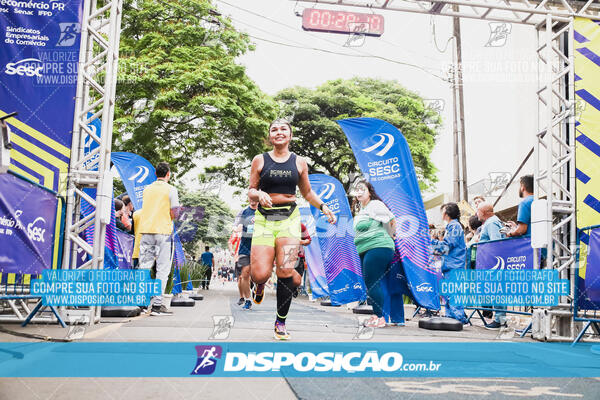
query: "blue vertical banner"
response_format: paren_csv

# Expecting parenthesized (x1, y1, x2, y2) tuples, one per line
(299, 207, 329, 299)
(111, 152, 157, 210)
(475, 237, 537, 270)
(338, 117, 440, 310)
(308, 174, 365, 305)
(0, 0, 84, 192)
(579, 227, 600, 310)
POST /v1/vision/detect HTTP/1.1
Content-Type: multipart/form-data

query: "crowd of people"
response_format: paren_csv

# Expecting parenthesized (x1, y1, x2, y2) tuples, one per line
(429, 174, 535, 329)
(114, 117, 536, 339)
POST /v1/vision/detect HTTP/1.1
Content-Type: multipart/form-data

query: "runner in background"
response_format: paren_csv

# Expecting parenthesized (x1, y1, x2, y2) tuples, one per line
(293, 222, 311, 297)
(200, 246, 214, 290)
(235, 197, 258, 310)
(228, 224, 243, 304)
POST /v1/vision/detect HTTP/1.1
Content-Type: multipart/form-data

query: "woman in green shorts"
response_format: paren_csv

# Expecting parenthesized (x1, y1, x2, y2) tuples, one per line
(248, 119, 336, 340)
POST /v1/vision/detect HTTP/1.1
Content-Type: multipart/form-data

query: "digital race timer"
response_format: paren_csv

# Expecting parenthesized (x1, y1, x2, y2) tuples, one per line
(301, 8, 384, 37)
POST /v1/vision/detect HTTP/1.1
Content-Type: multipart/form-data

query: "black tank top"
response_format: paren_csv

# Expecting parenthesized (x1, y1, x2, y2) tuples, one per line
(259, 152, 299, 195)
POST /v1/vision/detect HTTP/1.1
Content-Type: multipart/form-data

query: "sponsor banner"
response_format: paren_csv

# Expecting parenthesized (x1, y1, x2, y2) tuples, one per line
(0, 172, 58, 275)
(0, 0, 84, 192)
(0, 342, 599, 377)
(31, 269, 160, 306)
(475, 236, 537, 270)
(299, 207, 329, 299)
(111, 152, 157, 210)
(579, 227, 600, 308)
(574, 18, 600, 310)
(440, 269, 569, 307)
(114, 228, 134, 269)
(338, 117, 440, 310)
(308, 174, 365, 305)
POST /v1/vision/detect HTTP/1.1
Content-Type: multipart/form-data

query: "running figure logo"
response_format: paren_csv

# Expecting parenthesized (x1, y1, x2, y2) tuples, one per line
(57, 23, 81, 47)
(209, 315, 234, 339)
(485, 22, 512, 47)
(191, 345, 222, 375)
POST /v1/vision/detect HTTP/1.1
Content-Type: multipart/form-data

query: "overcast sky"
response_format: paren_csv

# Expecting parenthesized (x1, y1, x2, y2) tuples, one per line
(187, 0, 539, 211)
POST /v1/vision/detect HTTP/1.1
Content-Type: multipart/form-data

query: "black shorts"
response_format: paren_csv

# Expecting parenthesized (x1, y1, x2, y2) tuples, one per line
(235, 254, 250, 276)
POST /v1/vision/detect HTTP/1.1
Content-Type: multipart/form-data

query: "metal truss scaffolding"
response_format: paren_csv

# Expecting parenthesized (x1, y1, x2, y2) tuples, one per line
(294, 0, 600, 341)
(62, 0, 123, 324)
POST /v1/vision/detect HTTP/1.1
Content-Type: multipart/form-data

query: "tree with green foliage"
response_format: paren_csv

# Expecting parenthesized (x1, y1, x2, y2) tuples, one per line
(113, 0, 277, 174)
(177, 190, 234, 254)
(214, 77, 440, 191)
(279, 78, 440, 190)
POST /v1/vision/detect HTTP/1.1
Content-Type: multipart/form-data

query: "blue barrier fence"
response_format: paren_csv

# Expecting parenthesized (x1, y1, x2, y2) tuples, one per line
(573, 224, 600, 345)
(463, 236, 536, 336)
(0, 170, 66, 326)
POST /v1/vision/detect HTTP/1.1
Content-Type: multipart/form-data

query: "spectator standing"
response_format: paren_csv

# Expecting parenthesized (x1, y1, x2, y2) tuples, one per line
(477, 203, 505, 242)
(121, 195, 134, 233)
(477, 202, 508, 329)
(114, 199, 127, 232)
(138, 162, 180, 316)
(431, 203, 468, 324)
(473, 195, 486, 210)
(201, 246, 214, 290)
(507, 175, 534, 238)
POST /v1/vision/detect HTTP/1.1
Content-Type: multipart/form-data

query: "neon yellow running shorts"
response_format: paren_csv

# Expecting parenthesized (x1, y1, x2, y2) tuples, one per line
(251, 205, 301, 247)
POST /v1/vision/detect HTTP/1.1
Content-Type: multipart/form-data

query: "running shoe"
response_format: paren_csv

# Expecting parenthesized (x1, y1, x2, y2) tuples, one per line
(242, 300, 252, 310)
(237, 297, 244, 306)
(274, 320, 290, 340)
(253, 283, 265, 304)
(363, 315, 386, 328)
(484, 321, 507, 330)
(150, 305, 173, 316)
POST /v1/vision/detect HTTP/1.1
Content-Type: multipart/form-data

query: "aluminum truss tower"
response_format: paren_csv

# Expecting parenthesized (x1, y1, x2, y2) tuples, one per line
(293, 0, 600, 341)
(62, 0, 123, 324)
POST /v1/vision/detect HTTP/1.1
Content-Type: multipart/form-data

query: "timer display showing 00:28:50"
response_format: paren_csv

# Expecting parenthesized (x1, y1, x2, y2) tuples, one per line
(302, 8, 384, 36)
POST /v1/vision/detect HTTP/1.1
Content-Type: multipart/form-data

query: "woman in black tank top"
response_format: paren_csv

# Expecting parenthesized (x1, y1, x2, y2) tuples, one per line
(247, 119, 336, 340)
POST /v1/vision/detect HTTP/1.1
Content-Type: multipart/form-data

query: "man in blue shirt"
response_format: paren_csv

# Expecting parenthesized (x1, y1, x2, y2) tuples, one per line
(476, 202, 507, 329)
(477, 203, 505, 243)
(200, 246, 214, 290)
(507, 175, 534, 238)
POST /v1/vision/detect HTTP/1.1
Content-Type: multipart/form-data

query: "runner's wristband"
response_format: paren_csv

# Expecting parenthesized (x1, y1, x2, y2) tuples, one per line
(319, 203, 325, 211)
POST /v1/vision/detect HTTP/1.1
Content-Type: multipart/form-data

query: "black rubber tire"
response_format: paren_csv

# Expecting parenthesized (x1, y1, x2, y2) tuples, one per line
(100, 306, 141, 318)
(170, 298, 195, 307)
(418, 316, 463, 331)
(352, 304, 374, 314)
(189, 294, 204, 300)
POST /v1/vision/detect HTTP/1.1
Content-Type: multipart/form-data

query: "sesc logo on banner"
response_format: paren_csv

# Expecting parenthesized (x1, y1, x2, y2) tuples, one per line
(361, 133, 402, 182)
(4, 58, 44, 78)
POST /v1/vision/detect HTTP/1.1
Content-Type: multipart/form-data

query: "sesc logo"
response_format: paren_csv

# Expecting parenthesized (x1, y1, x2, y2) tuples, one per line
(27, 217, 46, 243)
(415, 283, 434, 293)
(4, 58, 43, 77)
(317, 183, 336, 200)
(128, 166, 149, 183)
(362, 133, 395, 157)
(191, 345, 222, 375)
(491, 256, 505, 270)
(4, 58, 44, 78)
